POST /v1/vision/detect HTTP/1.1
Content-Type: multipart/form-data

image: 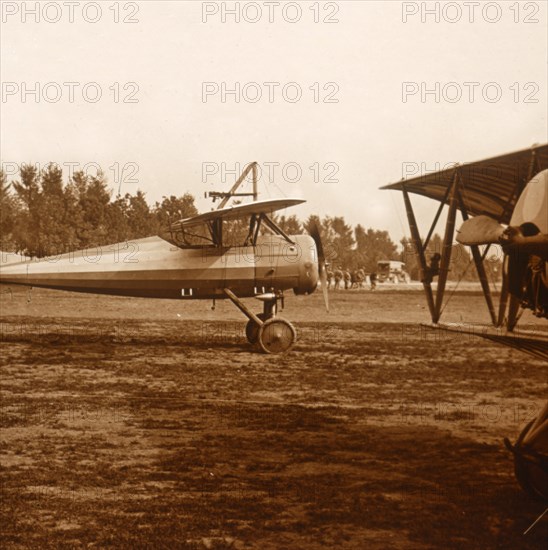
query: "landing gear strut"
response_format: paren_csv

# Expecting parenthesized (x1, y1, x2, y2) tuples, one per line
(223, 288, 297, 354)
(245, 313, 268, 344)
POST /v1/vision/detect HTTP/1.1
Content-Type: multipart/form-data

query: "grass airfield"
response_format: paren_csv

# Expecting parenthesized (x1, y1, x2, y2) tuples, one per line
(1, 285, 547, 549)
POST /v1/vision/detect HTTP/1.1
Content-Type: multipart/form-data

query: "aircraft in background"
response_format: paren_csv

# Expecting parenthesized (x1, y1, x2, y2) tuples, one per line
(456, 166, 547, 503)
(0, 163, 329, 354)
(383, 145, 547, 502)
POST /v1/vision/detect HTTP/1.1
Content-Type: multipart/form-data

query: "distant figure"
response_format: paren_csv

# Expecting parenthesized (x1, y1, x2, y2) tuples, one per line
(524, 255, 547, 318)
(356, 268, 366, 289)
(423, 253, 441, 284)
(350, 269, 364, 289)
(327, 269, 334, 290)
(370, 272, 377, 290)
(334, 268, 343, 290)
(350, 271, 357, 289)
(343, 270, 352, 290)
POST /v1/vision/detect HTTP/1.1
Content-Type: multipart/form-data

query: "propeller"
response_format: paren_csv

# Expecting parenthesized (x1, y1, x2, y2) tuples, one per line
(309, 222, 330, 312)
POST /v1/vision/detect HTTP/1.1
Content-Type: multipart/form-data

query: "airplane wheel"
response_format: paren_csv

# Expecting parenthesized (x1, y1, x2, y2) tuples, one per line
(512, 420, 548, 501)
(245, 314, 268, 344)
(258, 318, 296, 354)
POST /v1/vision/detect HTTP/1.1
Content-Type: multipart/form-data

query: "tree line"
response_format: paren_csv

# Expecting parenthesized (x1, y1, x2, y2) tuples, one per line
(0, 164, 197, 258)
(0, 163, 500, 281)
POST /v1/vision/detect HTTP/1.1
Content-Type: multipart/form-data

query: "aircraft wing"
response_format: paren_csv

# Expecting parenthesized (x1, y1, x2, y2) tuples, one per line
(381, 144, 548, 224)
(173, 198, 306, 229)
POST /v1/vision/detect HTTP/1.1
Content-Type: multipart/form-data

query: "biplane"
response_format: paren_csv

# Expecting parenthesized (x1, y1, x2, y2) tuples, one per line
(0, 163, 329, 354)
(383, 144, 547, 501)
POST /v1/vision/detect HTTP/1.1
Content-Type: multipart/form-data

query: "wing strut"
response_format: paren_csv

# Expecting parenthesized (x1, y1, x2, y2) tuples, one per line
(402, 167, 471, 325)
(387, 145, 548, 328)
(402, 185, 436, 322)
(457, 191, 497, 325)
(434, 168, 460, 323)
(213, 162, 258, 210)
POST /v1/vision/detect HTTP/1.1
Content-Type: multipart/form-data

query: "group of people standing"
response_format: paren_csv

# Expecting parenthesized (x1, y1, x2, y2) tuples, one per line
(326, 268, 377, 291)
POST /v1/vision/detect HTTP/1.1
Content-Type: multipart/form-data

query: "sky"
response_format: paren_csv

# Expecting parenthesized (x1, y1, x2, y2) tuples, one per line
(1, 0, 547, 242)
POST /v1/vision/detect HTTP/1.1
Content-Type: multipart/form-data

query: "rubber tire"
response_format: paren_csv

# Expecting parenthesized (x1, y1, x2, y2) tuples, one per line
(257, 318, 297, 354)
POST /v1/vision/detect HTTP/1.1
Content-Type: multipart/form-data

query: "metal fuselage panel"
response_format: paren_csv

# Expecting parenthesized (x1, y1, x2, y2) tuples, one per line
(0, 234, 319, 300)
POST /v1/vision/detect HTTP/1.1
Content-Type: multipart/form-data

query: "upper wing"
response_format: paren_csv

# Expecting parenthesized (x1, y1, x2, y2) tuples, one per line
(381, 144, 548, 224)
(172, 198, 306, 229)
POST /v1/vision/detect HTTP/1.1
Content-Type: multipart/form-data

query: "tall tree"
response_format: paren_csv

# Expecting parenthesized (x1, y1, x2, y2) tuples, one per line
(126, 190, 154, 239)
(105, 195, 130, 243)
(329, 216, 355, 268)
(154, 194, 198, 230)
(0, 168, 17, 250)
(11, 164, 42, 255)
(38, 163, 69, 255)
(273, 214, 302, 235)
(355, 227, 398, 272)
(77, 172, 112, 247)
(400, 236, 420, 280)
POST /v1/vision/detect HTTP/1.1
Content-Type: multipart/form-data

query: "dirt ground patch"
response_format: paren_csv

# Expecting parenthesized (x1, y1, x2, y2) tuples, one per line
(1, 287, 547, 549)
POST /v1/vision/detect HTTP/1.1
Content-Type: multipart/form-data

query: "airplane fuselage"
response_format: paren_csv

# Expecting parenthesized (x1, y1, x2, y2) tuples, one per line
(0, 234, 319, 300)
